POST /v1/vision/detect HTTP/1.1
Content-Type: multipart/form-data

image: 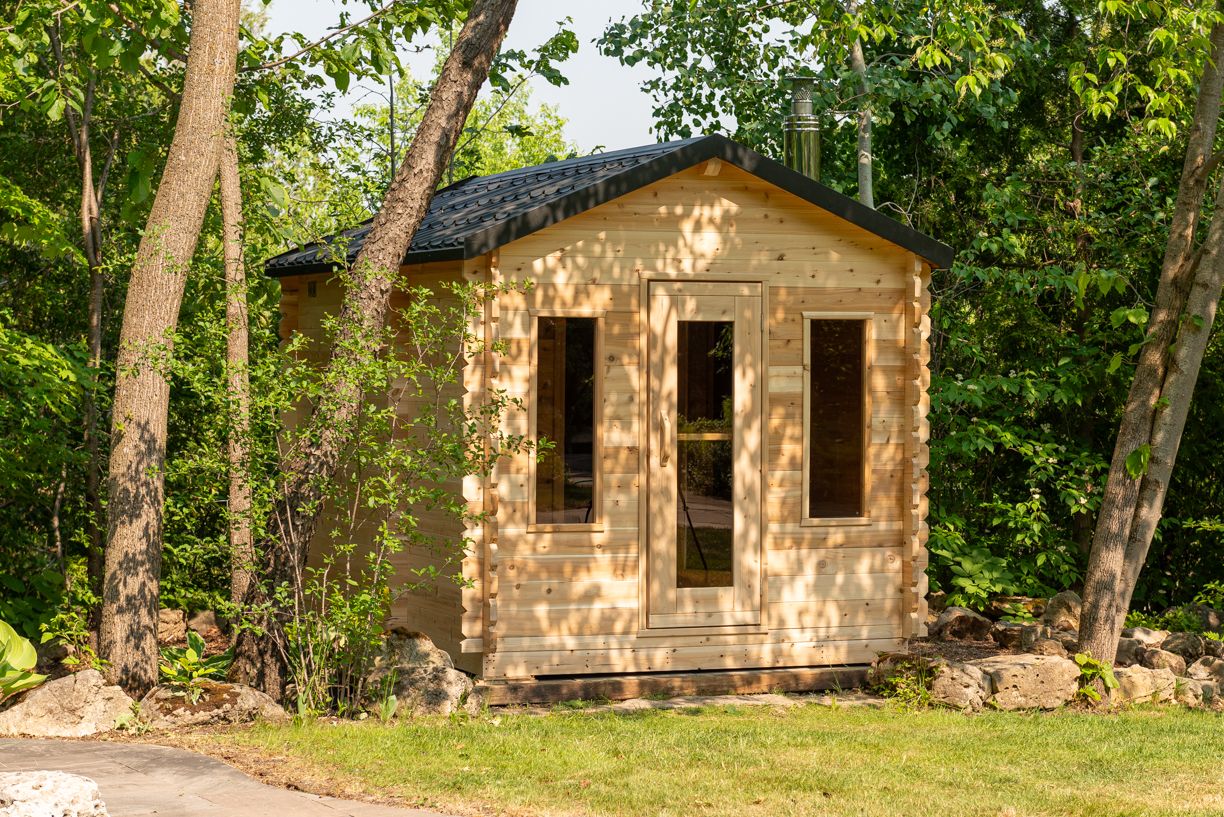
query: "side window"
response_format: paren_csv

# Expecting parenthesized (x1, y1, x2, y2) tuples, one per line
(805, 318, 868, 520)
(534, 315, 599, 526)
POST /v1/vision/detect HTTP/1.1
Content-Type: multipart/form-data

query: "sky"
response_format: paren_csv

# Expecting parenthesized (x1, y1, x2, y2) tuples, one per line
(262, 1, 662, 152)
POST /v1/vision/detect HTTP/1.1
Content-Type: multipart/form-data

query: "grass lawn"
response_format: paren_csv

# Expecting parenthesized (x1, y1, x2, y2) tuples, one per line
(201, 703, 1224, 817)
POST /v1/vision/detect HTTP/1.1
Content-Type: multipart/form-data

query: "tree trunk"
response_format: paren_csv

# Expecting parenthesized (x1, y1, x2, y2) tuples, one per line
(58, 61, 108, 600)
(1078, 22, 1224, 664)
(219, 131, 254, 620)
(845, 0, 873, 208)
(1117, 172, 1224, 606)
(231, 0, 519, 698)
(98, 0, 241, 696)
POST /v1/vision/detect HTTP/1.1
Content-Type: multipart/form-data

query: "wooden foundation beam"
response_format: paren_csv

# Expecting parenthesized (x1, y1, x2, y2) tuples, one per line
(476, 665, 868, 706)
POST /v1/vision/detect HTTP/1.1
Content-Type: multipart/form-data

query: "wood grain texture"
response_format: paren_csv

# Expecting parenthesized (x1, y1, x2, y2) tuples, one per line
(284, 160, 933, 681)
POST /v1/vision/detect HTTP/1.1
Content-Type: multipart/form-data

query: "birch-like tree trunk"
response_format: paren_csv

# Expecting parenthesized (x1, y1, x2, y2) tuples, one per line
(845, 0, 873, 208)
(230, 0, 520, 698)
(219, 131, 253, 618)
(1078, 22, 1224, 664)
(99, 0, 242, 696)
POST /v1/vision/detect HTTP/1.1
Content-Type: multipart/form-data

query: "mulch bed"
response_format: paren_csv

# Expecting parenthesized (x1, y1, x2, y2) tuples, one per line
(905, 637, 1015, 664)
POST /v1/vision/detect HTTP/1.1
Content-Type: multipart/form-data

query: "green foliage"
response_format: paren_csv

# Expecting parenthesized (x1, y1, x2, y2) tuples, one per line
(1193, 581, 1224, 611)
(37, 557, 104, 670)
(1125, 605, 1208, 634)
(159, 630, 233, 703)
(230, 276, 532, 716)
(0, 618, 46, 702)
(928, 521, 1014, 609)
(1073, 652, 1118, 703)
(869, 655, 937, 709)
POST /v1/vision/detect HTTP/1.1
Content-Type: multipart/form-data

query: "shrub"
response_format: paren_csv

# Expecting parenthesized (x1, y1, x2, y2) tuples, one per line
(0, 618, 46, 703)
(159, 630, 233, 703)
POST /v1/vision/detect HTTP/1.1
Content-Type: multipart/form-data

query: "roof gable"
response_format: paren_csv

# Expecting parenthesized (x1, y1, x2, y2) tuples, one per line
(265, 134, 954, 276)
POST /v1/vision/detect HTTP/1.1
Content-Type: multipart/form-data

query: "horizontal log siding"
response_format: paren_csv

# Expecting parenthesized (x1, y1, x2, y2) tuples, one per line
(482, 162, 925, 679)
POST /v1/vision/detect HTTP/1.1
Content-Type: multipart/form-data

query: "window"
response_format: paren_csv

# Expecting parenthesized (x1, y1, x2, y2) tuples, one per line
(805, 318, 868, 520)
(534, 315, 599, 526)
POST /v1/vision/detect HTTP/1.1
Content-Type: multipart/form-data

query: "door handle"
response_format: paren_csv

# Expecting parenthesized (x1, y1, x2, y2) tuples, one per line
(660, 411, 672, 467)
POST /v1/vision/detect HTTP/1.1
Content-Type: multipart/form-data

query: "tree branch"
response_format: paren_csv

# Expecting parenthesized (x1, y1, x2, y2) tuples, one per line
(241, 0, 400, 73)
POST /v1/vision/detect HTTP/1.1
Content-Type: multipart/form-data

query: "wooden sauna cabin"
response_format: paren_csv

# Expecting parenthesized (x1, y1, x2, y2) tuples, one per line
(266, 134, 954, 702)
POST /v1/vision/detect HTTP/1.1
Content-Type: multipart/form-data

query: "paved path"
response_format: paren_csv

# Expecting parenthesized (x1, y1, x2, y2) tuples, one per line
(0, 739, 451, 817)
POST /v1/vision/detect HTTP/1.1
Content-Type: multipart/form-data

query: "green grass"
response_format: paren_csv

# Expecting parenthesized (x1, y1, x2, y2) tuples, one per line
(207, 704, 1224, 817)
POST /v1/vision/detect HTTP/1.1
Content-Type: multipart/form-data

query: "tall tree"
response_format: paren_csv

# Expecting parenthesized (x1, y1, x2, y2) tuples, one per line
(219, 130, 254, 616)
(231, 0, 520, 696)
(99, 0, 242, 695)
(1079, 17, 1224, 663)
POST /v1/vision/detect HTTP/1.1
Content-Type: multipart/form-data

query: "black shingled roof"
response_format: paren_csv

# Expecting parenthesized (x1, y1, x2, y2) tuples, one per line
(265, 134, 954, 275)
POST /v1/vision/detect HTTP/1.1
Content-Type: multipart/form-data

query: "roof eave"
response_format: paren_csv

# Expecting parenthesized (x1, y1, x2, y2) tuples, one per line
(264, 245, 466, 278)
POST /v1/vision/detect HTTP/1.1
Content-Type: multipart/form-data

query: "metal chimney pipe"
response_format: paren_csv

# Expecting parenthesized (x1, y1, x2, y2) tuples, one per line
(783, 77, 821, 181)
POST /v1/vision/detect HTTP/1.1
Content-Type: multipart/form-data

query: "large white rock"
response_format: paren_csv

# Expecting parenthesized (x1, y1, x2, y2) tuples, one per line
(1121, 627, 1169, 648)
(366, 629, 479, 716)
(0, 671, 133, 737)
(930, 661, 990, 711)
(0, 771, 107, 817)
(1186, 656, 1224, 685)
(1041, 591, 1082, 632)
(1113, 665, 1177, 705)
(972, 654, 1080, 710)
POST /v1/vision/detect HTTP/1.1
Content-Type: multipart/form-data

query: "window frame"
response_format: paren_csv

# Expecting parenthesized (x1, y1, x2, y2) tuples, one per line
(800, 312, 873, 527)
(527, 308, 606, 533)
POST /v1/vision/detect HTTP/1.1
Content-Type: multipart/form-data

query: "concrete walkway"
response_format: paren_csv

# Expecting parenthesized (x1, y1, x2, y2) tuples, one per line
(0, 739, 451, 817)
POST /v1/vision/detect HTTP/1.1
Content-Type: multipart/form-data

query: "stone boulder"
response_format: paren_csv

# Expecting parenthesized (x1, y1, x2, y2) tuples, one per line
(1028, 638, 1068, 658)
(0, 670, 133, 737)
(1121, 627, 1169, 648)
(1161, 632, 1206, 663)
(187, 610, 222, 636)
(972, 654, 1080, 710)
(1041, 591, 1082, 632)
(931, 607, 993, 641)
(138, 681, 287, 729)
(1113, 665, 1177, 705)
(366, 629, 479, 716)
(1176, 678, 1207, 709)
(0, 771, 107, 817)
(1204, 639, 1224, 659)
(157, 609, 186, 644)
(1141, 648, 1187, 677)
(990, 621, 1025, 650)
(929, 661, 990, 711)
(1114, 637, 1145, 667)
(1186, 656, 1224, 685)
(1053, 630, 1081, 652)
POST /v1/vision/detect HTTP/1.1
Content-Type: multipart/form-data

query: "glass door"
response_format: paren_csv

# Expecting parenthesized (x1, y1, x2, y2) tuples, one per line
(647, 282, 762, 628)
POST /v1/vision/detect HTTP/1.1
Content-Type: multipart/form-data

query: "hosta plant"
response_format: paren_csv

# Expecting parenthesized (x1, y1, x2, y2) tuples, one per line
(159, 630, 233, 703)
(1, 618, 47, 702)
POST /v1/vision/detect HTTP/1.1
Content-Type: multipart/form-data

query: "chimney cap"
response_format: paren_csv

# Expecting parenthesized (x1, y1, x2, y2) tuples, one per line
(785, 75, 818, 117)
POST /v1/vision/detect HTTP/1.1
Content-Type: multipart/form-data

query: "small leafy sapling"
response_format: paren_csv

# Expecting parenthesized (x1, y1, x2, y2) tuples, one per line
(1073, 653, 1118, 703)
(159, 630, 233, 703)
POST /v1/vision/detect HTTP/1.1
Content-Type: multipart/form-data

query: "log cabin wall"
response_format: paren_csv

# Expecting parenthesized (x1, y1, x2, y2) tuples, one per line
(276, 261, 485, 674)
(480, 160, 930, 679)
(276, 160, 932, 681)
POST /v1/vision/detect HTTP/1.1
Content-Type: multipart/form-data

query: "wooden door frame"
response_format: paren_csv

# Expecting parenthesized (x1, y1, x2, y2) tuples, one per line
(638, 279, 767, 633)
